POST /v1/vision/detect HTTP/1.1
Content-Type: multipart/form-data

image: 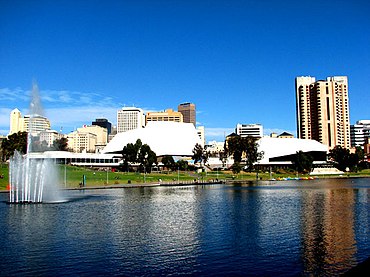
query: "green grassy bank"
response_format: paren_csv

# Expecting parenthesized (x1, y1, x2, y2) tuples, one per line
(1, 163, 369, 191)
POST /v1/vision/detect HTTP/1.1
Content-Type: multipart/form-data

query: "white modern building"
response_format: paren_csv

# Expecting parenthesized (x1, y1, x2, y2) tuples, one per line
(236, 123, 263, 138)
(103, 121, 202, 157)
(9, 108, 51, 136)
(350, 120, 370, 147)
(256, 137, 328, 166)
(117, 107, 145, 133)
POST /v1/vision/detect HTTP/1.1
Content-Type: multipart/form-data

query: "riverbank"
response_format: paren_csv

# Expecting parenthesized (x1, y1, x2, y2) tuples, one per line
(1, 164, 369, 191)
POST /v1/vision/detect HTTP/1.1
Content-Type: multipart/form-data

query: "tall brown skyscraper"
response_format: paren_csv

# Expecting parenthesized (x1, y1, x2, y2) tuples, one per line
(178, 102, 196, 126)
(295, 76, 350, 149)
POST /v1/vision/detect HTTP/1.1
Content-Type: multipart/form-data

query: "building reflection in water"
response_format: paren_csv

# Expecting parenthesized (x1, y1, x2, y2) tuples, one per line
(300, 185, 357, 275)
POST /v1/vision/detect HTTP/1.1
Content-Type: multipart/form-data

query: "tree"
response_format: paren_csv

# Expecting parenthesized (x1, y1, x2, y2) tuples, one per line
(225, 135, 263, 172)
(176, 159, 188, 171)
(121, 139, 157, 173)
(328, 145, 361, 172)
(52, 137, 69, 151)
(138, 143, 157, 173)
(291, 151, 313, 173)
(192, 143, 209, 166)
(1, 131, 28, 160)
(162, 155, 175, 171)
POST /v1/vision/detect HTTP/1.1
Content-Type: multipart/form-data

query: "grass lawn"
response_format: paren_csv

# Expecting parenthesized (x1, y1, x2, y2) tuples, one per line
(1, 163, 369, 191)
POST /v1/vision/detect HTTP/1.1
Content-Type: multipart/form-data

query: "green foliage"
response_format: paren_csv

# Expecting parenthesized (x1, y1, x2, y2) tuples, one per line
(176, 159, 189, 171)
(1, 132, 28, 160)
(162, 155, 175, 171)
(52, 137, 69, 151)
(328, 145, 362, 172)
(225, 135, 263, 171)
(231, 162, 242, 174)
(291, 151, 313, 173)
(192, 143, 209, 165)
(121, 139, 157, 173)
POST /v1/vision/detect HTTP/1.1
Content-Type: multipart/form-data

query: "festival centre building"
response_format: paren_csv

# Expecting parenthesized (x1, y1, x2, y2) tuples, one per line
(255, 137, 328, 167)
(102, 121, 202, 157)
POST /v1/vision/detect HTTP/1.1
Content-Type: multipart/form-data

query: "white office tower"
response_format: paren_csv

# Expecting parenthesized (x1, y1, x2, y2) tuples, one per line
(117, 107, 145, 133)
(236, 123, 263, 138)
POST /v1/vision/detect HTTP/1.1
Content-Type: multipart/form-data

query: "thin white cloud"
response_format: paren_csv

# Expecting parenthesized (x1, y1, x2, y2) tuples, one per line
(0, 88, 29, 102)
(205, 127, 234, 142)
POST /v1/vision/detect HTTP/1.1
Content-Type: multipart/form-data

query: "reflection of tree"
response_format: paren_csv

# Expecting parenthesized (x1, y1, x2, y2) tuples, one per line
(301, 186, 356, 275)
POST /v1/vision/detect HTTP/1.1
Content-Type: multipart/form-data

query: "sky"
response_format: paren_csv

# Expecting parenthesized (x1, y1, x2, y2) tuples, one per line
(1, 0, 369, 142)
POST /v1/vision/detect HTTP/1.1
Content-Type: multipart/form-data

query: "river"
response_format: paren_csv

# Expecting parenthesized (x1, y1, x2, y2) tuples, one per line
(1, 178, 369, 276)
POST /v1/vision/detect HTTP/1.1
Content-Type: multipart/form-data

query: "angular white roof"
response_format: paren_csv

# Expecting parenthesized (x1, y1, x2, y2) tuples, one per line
(102, 121, 202, 157)
(257, 137, 328, 164)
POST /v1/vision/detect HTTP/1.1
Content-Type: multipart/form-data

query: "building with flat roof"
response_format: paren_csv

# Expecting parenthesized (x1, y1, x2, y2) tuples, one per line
(178, 102, 196, 126)
(67, 131, 97, 153)
(146, 109, 183, 124)
(39, 130, 64, 148)
(350, 120, 370, 148)
(235, 123, 263, 138)
(92, 118, 112, 135)
(295, 76, 350, 149)
(117, 107, 145, 133)
(9, 108, 51, 136)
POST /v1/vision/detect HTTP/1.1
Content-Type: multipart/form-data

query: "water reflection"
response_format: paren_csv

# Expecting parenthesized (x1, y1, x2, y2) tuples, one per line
(300, 183, 357, 275)
(0, 179, 369, 276)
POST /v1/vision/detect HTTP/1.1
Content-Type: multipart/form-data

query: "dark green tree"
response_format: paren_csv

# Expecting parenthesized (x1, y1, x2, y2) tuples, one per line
(176, 159, 188, 171)
(162, 155, 175, 171)
(192, 143, 209, 166)
(291, 151, 313, 173)
(1, 131, 28, 160)
(328, 145, 361, 172)
(138, 143, 157, 173)
(52, 137, 69, 151)
(121, 139, 157, 173)
(225, 135, 263, 172)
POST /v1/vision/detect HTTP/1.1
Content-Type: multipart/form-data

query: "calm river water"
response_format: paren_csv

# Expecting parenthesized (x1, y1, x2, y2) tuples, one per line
(1, 178, 369, 276)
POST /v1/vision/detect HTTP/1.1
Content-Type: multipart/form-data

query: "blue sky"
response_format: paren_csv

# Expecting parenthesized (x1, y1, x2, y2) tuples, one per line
(1, 0, 369, 142)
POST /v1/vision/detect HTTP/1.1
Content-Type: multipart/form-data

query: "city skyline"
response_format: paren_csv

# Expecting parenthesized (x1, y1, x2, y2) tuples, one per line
(1, 1, 369, 142)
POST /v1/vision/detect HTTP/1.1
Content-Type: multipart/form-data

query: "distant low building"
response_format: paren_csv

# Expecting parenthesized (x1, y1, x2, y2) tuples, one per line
(277, 132, 294, 139)
(236, 123, 263, 138)
(39, 130, 64, 147)
(146, 109, 183, 124)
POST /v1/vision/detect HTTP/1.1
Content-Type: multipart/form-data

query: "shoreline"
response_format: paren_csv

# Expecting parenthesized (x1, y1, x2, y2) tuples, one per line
(1, 176, 369, 193)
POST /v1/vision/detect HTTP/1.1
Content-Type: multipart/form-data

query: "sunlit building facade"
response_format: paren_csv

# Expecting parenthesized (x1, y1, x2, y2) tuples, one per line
(146, 109, 183, 124)
(295, 76, 350, 149)
(117, 107, 145, 133)
(9, 108, 51, 136)
(178, 102, 196, 126)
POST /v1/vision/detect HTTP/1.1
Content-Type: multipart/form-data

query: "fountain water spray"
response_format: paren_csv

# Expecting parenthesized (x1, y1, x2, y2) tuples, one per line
(9, 82, 62, 203)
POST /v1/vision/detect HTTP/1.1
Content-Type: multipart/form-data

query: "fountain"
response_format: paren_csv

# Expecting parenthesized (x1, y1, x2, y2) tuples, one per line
(9, 82, 63, 203)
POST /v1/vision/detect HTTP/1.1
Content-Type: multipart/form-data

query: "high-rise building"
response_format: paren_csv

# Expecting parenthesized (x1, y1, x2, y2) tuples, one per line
(235, 123, 263, 138)
(178, 103, 196, 126)
(295, 76, 350, 149)
(117, 107, 144, 133)
(92, 118, 112, 135)
(146, 109, 183, 124)
(9, 108, 51, 136)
